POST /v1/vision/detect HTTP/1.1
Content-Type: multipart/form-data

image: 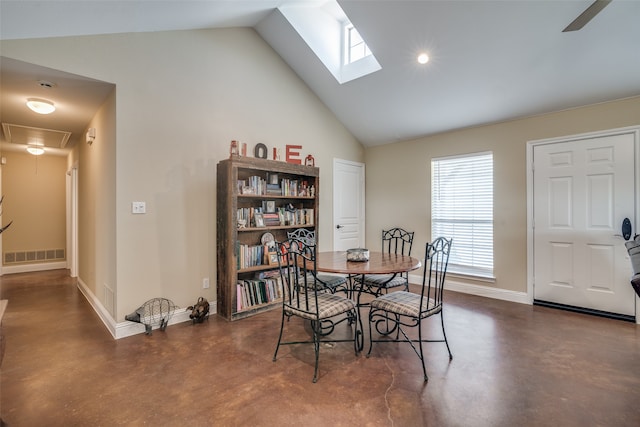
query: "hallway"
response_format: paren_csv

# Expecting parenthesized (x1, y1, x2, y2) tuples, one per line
(1, 269, 639, 426)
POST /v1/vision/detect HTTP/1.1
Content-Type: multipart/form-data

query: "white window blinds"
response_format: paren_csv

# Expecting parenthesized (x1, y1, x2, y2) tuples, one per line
(431, 152, 494, 278)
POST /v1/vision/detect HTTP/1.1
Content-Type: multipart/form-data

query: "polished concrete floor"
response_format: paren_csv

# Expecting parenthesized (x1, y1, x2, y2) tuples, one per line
(1, 269, 639, 426)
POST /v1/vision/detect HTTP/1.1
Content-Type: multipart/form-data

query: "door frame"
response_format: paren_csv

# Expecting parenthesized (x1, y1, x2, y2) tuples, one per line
(66, 163, 79, 277)
(526, 125, 640, 323)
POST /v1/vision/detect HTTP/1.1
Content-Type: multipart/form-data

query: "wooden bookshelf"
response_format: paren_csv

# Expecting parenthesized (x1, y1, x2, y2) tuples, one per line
(216, 156, 319, 321)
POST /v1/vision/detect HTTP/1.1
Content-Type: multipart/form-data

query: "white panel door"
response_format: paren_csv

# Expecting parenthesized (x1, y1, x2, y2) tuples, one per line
(533, 133, 636, 316)
(333, 159, 365, 251)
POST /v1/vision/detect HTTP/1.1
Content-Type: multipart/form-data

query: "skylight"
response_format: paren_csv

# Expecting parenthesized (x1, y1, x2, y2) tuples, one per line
(278, 0, 381, 84)
(344, 23, 371, 65)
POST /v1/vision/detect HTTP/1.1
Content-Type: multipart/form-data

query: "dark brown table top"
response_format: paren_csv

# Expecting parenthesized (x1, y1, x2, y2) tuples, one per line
(316, 251, 421, 275)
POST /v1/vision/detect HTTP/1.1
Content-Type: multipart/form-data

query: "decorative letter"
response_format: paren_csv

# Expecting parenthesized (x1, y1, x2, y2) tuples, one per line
(286, 145, 302, 164)
(254, 143, 268, 159)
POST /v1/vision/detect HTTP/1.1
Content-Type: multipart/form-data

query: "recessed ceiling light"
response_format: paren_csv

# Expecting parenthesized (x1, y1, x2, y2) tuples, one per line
(26, 98, 55, 114)
(417, 53, 430, 65)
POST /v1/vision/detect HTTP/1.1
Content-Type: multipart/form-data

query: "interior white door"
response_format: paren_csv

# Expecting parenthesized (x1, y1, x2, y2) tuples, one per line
(533, 133, 636, 316)
(333, 159, 365, 251)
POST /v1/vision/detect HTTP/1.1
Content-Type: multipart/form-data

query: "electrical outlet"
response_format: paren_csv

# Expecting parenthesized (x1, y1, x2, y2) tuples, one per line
(203, 277, 210, 289)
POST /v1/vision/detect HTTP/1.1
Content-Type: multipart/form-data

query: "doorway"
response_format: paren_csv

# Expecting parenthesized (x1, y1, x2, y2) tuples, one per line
(332, 158, 365, 251)
(528, 127, 640, 322)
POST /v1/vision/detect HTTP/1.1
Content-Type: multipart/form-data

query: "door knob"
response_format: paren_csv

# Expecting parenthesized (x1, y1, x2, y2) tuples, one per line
(622, 217, 632, 241)
(336, 224, 343, 229)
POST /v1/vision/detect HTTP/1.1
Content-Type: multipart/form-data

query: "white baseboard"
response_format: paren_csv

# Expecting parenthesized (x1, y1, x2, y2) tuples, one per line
(76, 278, 216, 339)
(408, 273, 530, 305)
(1, 261, 67, 275)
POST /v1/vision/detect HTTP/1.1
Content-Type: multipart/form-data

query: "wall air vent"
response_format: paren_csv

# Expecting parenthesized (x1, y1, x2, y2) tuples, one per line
(3, 249, 66, 264)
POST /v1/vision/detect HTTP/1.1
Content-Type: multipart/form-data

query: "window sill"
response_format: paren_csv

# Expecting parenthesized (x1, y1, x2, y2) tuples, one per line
(446, 271, 496, 284)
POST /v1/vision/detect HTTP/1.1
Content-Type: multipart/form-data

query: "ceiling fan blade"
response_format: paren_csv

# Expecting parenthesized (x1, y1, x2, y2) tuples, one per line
(563, 0, 612, 32)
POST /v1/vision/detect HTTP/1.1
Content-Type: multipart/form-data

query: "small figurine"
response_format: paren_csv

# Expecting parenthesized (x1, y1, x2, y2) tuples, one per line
(186, 297, 210, 324)
(125, 298, 178, 335)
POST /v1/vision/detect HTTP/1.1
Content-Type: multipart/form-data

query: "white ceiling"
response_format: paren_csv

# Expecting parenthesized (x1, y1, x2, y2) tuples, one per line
(1, 0, 639, 151)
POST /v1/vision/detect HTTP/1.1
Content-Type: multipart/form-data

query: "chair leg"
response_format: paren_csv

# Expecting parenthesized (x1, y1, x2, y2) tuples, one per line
(353, 308, 363, 354)
(440, 311, 453, 360)
(366, 309, 375, 358)
(311, 320, 320, 383)
(418, 321, 428, 382)
(273, 310, 286, 362)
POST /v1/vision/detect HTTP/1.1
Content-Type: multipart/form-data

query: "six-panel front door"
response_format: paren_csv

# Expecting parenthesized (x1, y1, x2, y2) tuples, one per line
(533, 132, 636, 316)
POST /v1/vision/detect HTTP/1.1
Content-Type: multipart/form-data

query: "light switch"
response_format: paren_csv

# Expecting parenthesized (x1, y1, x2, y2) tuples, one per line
(132, 201, 146, 214)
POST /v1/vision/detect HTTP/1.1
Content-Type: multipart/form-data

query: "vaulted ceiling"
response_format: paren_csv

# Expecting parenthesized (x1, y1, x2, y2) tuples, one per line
(1, 0, 639, 152)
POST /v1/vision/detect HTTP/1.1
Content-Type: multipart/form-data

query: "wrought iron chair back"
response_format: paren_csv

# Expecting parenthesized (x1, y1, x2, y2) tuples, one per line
(420, 236, 452, 314)
(273, 237, 359, 383)
(356, 227, 415, 296)
(381, 227, 414, 256)
(367, 236, 453, 382)
(277, 238, 318, 316)
(286, 228, 348, 294)
(287, 228, 316, 247)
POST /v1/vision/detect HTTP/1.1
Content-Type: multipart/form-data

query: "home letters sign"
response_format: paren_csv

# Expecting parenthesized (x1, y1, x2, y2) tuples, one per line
(234, 140, 313, 165)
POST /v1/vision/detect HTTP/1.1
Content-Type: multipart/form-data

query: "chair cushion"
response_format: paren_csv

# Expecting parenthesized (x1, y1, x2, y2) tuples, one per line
(370, 291, 441, 318)
(306, 274, 347, 291)
(285, 293, 355, 320)
(362, 274, 407, 289)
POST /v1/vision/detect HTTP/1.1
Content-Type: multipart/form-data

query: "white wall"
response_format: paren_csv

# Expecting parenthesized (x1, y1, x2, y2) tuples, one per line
(1, 28, 364, 323)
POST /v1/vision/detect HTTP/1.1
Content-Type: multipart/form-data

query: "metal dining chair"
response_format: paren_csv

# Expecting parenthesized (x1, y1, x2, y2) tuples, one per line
(273, 237, 360, 383)
(356, 227, 415, 297)
(287, 228, 348, 295)
(367, 237, 453, 382)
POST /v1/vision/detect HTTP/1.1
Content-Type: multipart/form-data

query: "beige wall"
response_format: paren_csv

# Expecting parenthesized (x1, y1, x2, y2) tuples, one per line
(72, 89, 117, 315)
(1, 151, 67, 262)
(1, 28, 364, 321)
(365, 96, 640, 293)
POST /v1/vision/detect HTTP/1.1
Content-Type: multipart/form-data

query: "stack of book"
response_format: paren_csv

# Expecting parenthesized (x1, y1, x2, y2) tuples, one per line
(266, 183, 281, 195)
(237, 207, 263, 228)
(278, 208, 314, 226)
(263, 212, 281, 226)
(237, 175, 267, 195)
(281, 179, 299, 196)
(236, 275, 284, 311)
(237, 243, 270, 269)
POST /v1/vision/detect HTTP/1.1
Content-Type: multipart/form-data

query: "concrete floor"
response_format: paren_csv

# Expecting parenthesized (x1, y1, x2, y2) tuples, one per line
(1, 269, 639, 426)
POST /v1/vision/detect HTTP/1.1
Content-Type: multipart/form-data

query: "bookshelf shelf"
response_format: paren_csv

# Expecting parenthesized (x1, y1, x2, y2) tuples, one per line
(237, 224, 314, 232)
(216, 156, 319, 321)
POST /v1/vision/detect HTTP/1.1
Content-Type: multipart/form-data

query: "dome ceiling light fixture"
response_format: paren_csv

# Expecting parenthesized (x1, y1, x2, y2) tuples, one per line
(26, 98, 56, 114)
(417, 53, 430, 65)
(26, 145, 45, 156)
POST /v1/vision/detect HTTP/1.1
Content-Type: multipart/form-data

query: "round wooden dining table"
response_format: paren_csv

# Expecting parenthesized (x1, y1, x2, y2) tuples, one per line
(315, 251, 422, 350)
(315, 251, 421, 276)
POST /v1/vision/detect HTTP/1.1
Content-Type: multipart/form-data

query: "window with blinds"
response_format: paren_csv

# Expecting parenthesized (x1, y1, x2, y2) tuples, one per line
(431, 152, 494, 278)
